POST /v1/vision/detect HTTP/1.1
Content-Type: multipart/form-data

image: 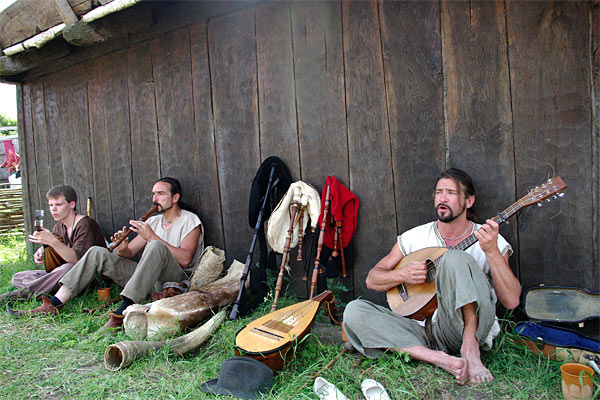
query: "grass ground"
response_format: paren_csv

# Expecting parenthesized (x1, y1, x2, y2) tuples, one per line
(0, 232, 596, 399)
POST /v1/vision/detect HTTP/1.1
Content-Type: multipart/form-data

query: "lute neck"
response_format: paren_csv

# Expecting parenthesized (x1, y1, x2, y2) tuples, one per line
(451, 199, 523, 251)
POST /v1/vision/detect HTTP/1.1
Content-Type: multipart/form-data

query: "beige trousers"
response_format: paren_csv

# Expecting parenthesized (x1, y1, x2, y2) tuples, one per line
(59, 241, 188, 304)
(343, 250, 496, 357)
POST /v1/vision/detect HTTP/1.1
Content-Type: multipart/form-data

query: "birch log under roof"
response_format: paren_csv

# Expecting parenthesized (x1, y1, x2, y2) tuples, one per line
(0, 1, 597, 327)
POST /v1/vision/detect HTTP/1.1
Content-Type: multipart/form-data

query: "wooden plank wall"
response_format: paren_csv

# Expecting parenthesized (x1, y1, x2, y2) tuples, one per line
(16, 0, 598, 303)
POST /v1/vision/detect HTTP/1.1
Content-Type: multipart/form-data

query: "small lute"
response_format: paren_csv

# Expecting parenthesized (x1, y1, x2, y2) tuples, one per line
(234, 290, 334, 370)
(386, 176, 567, 320)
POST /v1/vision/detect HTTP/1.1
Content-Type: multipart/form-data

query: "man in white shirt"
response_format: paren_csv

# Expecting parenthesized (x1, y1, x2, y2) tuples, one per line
(343, 168, 521, 384)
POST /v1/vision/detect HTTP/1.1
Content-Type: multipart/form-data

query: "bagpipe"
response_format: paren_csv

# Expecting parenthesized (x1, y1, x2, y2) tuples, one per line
(233, 174, 359, 370)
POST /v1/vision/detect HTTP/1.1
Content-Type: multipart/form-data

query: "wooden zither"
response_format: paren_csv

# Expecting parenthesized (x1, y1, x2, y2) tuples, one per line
(234, 290, 335, 370)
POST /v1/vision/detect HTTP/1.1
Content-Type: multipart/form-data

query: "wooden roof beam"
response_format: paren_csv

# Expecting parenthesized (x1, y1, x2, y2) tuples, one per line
(54, 0, 79, 25)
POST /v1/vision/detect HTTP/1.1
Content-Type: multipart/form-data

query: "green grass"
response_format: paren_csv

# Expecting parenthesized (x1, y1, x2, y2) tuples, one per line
(0, 234, 597, 399)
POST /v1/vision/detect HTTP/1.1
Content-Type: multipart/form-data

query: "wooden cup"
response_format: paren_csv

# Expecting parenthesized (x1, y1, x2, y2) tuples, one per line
(561, 363, 594, 400)
(97, 288, 111, 302)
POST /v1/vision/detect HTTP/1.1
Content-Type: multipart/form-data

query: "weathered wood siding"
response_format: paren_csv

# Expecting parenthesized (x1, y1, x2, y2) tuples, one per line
(16, 0, 599, 303)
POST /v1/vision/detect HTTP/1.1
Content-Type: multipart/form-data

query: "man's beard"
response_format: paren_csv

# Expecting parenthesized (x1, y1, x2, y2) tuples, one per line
(436, 203, 466, 223)
(154, 201, 173, 214)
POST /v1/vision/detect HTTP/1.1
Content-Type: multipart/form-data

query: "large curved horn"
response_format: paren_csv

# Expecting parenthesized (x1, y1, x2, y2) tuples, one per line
(104, 309, 226, 371)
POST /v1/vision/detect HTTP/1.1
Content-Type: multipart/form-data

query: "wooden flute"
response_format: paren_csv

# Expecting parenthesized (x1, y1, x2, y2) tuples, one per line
(108, 204, 159, 252)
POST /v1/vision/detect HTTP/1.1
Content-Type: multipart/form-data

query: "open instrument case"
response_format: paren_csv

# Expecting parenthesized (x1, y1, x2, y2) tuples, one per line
(515, 286, 600, 365)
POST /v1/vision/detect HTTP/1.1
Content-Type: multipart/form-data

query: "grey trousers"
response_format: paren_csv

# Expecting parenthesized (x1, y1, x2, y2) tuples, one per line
(343, 250, 496, 357)
(59, 241, 188, 304)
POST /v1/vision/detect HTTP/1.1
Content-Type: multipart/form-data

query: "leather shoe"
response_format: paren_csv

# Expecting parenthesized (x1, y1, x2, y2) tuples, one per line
(6, 296, 60, 317)
(97, 312, 124, 335)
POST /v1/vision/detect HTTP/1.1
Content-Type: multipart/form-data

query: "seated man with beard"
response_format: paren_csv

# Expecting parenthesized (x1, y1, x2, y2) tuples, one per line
(343, 168, 520, 384)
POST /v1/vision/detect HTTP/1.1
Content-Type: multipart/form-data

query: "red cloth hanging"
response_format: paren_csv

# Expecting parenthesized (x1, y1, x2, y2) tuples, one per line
(316, 176, 359, 249)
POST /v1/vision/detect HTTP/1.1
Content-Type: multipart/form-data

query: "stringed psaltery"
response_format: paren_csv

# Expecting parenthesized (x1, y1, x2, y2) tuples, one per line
(386, 176, 567, 320)
(234, 290, 335, 370)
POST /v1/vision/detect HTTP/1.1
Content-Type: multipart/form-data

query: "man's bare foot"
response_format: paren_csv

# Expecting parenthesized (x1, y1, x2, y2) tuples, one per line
(432, 352, 469, 385)
(396, 345, 470, 385)
(461, 341, 493, 383)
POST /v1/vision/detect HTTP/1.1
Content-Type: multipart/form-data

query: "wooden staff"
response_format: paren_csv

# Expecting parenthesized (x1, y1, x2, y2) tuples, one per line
(296, 204, 305, 261)
(336, 221, 348, 278)
(331, 213, 339, 257)
(310, 185, 330, 299)
(270, 202, 299, 313)
(108, 205, 158, 252)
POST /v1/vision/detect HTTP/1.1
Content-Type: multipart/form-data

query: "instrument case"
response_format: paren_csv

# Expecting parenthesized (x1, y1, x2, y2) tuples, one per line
(514, 286, 600, 365)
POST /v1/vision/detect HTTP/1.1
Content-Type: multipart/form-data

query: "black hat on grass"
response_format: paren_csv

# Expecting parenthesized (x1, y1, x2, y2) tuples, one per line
(200, 356, 273, 399)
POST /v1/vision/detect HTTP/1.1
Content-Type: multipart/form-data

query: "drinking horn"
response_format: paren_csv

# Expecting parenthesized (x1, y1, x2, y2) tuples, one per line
(123, 259, 247, 340)
(104, 309, 225, 371)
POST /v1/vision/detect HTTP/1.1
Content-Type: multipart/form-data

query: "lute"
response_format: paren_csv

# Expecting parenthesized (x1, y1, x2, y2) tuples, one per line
(386, 176, 567, 320)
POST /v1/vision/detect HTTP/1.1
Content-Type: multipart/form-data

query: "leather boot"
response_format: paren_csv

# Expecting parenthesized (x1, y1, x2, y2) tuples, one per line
(6, 296, 60, 317)
(97, 312, 124, 335)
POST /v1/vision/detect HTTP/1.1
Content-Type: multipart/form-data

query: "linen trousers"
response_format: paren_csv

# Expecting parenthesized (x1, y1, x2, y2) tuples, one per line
(12, 263, 75, 296)
(59, 241, 188, 304)
(343, 250, 496, 357)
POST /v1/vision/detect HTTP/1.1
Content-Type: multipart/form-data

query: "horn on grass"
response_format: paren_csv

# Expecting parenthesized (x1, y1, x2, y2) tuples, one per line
(104, 309, 226, 371)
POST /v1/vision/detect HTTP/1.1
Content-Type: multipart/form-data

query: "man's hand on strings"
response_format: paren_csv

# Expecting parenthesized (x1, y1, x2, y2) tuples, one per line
(474, 219, 500, 255)
(399, 260, 428, 284)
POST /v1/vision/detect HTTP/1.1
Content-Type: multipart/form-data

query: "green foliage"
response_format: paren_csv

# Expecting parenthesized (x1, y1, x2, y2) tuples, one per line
(0, 112, 17, 136)
(0, 112, 17, 127)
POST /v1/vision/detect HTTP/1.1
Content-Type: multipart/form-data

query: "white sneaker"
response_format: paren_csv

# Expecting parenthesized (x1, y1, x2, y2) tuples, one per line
(313, 377, 349, 400)
(361, 379, 391, 400)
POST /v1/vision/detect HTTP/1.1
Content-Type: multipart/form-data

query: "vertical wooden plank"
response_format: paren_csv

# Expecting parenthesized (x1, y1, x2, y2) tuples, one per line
(42, 74, 65, 188)
(100, 51, 134, 231)
(127, 43, 160, 220)
(441, 0, 517, 271)
(591, 0, 599, 275)
(507, 2, 594, 290)
(291, 1, 348, 187)
(151, 28, 200, 221)
(189, 22, 224, 249)
(343, 0, 396, 301)
(30, 81, 52, 212)
(55, 65, 94, 204)
(208, 8, 260, 264)
(87, 59, 114, 234)
(380, 1, 445, 234)
(256, 1, 305, 291)
(16, 85, 33, 251)
(256, 2, 300, 178)
(20, 83, 42, 228)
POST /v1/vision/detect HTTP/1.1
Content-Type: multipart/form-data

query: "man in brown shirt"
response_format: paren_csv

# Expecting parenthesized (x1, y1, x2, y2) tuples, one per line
(0, 185, 105, 304)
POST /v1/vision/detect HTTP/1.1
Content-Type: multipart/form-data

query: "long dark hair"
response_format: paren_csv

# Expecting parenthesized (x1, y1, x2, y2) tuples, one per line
(435, 168, 478, 222)
(155, 177, 197, 214)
